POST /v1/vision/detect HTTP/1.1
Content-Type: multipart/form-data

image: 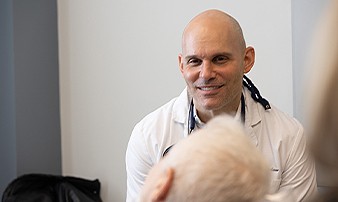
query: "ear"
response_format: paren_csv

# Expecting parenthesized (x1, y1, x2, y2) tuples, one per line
(178, 54, 184, 74)
(243, 46, 255, 73)
(151, 168, 174, 202)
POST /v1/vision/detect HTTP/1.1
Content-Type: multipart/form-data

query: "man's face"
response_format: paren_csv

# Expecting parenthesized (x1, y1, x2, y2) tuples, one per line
(179, 23, 250, 115)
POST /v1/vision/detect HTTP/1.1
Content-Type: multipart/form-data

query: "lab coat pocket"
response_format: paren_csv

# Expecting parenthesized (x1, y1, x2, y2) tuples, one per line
(269, 169, 281, 194)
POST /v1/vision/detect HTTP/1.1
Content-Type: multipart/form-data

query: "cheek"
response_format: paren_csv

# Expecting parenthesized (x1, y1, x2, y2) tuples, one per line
(182, 68, 199, 84)
(223, 66, 243, 80)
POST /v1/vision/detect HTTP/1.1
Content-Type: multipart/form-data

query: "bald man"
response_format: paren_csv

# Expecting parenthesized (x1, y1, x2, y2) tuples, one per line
(126, 9, 317, 202)
(139, 115, 270, 202)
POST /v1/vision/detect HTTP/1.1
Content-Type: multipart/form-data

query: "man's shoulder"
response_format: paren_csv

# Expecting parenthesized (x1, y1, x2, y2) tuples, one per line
(245, 91, 303, 141)
(266, 104, 303, 130)
(243, 87, 303, 132)
(129, 90, 188, 157)
(258, 104, 304, 144)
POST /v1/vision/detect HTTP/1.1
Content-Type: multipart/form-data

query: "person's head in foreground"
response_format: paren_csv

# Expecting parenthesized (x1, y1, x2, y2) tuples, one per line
(139, 115, 270, 202)
(305, 0, 338, 201)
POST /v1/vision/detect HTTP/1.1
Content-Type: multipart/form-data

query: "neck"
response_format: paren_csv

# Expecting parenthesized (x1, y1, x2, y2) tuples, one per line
(195, 97, 241, 123)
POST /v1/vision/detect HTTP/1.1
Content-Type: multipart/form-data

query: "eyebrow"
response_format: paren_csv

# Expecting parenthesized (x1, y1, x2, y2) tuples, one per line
(184, 54, 198, 60)
(184, 52, 233, 61)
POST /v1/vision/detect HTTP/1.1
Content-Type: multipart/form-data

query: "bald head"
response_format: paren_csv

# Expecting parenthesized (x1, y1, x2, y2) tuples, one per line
(182, 9, 246, 54)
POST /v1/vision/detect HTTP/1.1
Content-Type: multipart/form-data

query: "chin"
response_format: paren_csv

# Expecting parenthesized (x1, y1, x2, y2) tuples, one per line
(201, 101, 223, 111)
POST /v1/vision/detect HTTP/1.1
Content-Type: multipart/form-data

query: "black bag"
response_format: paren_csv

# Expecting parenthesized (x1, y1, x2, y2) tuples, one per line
(2, 173, 102, 202)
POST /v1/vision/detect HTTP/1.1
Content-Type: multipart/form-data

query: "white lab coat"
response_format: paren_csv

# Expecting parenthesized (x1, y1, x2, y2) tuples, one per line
(126, 87, 317, 202)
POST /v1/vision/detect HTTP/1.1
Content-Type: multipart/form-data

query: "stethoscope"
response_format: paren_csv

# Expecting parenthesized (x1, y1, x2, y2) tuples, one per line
(162, 75, 271, 157)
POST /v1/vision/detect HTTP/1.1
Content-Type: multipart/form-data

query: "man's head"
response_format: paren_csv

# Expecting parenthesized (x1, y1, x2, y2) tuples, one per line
(178, 9, 255, 122)
(139, 115, 270, 202)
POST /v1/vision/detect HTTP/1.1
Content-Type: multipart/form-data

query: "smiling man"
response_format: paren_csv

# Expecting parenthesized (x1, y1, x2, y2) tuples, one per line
(178, 10, 251, 122)
(126, 9, 317, 202)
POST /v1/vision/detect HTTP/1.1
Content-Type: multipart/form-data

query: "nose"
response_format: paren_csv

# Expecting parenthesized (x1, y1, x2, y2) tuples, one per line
(199, 61, 215, 79)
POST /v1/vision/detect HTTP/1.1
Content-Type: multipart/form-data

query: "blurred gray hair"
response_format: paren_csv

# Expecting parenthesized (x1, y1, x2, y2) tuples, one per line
(305, 0, 338, 186)
(163, 115, 270, 202)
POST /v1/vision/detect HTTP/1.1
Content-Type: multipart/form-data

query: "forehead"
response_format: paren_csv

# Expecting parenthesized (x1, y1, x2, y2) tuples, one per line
(185, 30, 230, 51)
(182, 22, 239, 57)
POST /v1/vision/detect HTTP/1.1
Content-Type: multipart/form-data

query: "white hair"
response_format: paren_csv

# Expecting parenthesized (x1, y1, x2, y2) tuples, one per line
(305, 0, 338, 186)
(163, 115, 270, 202)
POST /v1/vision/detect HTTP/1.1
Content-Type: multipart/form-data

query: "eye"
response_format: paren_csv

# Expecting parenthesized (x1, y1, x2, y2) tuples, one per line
(187, 58, 202, 66)
(212, 55, 228, 64)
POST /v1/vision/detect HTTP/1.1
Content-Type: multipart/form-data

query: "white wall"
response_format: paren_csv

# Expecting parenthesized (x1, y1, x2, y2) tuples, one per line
(57, 1, 293, 201)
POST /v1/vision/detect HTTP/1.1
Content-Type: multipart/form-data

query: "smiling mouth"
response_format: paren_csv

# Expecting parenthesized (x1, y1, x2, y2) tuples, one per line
(197, 85, 223, 91)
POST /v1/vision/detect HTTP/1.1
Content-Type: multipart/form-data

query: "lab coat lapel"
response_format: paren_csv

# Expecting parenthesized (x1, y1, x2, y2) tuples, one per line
(172, 87, 190, 137)
(244, 88, 261, 147)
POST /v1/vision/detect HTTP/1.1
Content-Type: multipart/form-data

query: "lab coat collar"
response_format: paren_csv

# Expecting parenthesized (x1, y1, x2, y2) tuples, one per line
(172, 87, 190, 124)
(243, 87, 262, 146)
(172, 87, 263, 144)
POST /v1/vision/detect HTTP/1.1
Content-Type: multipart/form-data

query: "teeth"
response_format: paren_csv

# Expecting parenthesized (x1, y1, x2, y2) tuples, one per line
(199, 86, 219, 91)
